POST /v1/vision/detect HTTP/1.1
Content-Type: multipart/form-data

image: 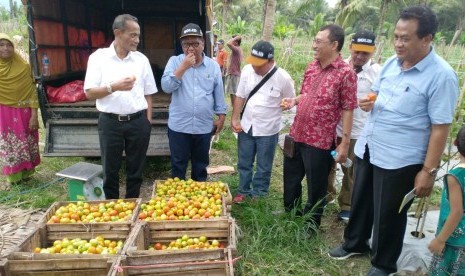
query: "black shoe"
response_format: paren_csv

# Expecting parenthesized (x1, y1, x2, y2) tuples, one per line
(337, 210, 351, 222)
(328, 245, 369, 260)
(366, 266, 390, 276)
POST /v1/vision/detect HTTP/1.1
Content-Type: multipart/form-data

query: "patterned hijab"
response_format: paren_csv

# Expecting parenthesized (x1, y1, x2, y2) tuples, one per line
(0, 33, 38, 108)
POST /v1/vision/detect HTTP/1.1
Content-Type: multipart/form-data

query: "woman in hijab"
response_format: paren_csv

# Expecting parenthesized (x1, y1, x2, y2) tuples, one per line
(0, 33, 40, 184)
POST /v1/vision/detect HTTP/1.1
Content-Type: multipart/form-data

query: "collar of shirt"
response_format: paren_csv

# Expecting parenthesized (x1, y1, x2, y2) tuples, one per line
(106, 42, 135, 61)
(315, 54, 345, 70)
(396, 46, 435, 72)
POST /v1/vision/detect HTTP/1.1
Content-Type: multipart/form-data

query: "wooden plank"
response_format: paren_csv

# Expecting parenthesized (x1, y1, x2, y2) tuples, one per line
(127, 267, 227, 275)
(47, 231, 129, 241)
(8, 252, 113, 260)
(150, 230, 229, 241)
(7, 258, 113, 271)
(9, 268, 109, 276)
(149, 219, 230, 230)
(117, 249, 233, 275)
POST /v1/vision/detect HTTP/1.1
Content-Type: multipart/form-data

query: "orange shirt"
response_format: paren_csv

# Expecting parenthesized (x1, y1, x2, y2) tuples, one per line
(216, 49, 228, 74)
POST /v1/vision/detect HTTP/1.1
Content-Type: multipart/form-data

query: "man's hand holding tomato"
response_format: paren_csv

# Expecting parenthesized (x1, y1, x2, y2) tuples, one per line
(359, 92, 377, 112)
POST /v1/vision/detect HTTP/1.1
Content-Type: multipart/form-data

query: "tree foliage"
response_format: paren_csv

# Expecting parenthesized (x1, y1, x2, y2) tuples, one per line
(212, 0, 465, 45)
(226, 16, 248, 35)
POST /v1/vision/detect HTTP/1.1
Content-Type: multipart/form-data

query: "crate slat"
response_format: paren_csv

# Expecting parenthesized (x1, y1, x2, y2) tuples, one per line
(110, 249, 232, 276)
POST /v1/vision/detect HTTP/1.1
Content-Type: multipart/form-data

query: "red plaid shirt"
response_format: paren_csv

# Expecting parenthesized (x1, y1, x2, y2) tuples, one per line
(290, 55, 358, 150)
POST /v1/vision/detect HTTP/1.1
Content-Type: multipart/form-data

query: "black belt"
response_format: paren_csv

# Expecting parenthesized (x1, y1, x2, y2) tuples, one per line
(102, 110, 145, 122)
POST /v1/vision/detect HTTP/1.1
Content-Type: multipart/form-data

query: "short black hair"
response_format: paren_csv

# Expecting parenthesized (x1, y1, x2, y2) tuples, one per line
(398, 5, 438, 39)
(113, 14, 138, 31)
(320, 24, 345, 52)
(455, 126, 465, 157)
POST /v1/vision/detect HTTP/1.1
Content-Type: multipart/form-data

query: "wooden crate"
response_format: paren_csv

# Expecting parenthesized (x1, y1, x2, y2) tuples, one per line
(110, 219, 236, 275)
(38, 198, 142, 235)
(0, 225, 127, 276)
(152, 180, 233, 206)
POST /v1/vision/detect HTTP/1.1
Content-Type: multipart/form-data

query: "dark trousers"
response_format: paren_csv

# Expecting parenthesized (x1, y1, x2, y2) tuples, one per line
(98, 112, 151, 199)
(343, 147, 422, 273)
(283, 142, 333, 227)
(168, 127, 212, 181)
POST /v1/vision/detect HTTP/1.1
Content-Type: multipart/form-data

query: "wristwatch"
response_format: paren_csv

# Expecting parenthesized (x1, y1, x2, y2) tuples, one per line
(106, 82, 113, 94)
(422, 166, 438, 177)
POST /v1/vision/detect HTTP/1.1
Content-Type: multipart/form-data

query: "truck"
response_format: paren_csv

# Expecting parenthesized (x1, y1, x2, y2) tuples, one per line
(22, 0, 215, 157)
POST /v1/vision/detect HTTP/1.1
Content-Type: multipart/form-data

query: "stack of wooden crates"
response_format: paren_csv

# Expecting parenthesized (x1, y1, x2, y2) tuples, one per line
(0, 181, 236, 276)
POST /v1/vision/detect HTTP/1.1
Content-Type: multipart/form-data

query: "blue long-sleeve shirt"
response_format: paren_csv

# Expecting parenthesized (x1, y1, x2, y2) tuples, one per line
(161, 53, 227, 134)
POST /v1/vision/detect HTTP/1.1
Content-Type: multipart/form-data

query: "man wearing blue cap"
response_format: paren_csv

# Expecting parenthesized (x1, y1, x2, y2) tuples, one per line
(162, 23, 227, 181)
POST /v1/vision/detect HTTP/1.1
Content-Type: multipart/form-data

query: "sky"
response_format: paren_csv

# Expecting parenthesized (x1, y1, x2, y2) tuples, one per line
(0, 0, 20, 10)
(326, 0, 337, 8)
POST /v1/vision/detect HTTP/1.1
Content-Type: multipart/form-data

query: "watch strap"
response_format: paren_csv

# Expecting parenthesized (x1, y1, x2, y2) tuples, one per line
(422, 165, 438, 176)
(106, 82, 113, 94)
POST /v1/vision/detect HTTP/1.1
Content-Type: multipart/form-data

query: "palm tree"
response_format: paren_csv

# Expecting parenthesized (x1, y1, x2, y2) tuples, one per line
(222, 0, 232, 37)
(262, 0, 277, 41)
(9, 0, 14, 19)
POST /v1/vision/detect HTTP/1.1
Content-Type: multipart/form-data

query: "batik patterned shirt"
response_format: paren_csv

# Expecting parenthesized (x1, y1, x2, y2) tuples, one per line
(290, 55, 357, 150)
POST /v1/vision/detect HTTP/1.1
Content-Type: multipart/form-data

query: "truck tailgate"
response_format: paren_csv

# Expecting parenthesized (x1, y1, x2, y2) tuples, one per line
(44, 119, 170, 157)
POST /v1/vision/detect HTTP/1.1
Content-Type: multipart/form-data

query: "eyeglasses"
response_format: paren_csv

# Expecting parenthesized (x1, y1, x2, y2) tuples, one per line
(181, 42, 201, 49)
(312, 39, 332, 45)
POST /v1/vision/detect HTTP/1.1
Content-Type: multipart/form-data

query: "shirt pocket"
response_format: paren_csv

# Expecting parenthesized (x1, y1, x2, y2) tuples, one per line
(260, 86, 281, 106)
(199, 73, 215, 94)
(391, 85, 426, 116)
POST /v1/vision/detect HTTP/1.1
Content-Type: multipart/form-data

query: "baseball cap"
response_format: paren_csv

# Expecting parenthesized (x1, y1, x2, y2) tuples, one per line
(245, 40, 274, 67)
(217, 39, 225, 45)
(180, 23, 203, 39)
(351, 30, 375, 53)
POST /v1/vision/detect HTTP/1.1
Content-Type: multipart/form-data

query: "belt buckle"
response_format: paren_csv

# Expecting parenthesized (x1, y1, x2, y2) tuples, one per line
(118, 114, 130, 121)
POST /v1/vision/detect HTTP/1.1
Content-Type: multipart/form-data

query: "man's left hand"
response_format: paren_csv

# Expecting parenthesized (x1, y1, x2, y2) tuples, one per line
(334, 144, 349, 163)
(213, 115, 226, 134)
(414, 170, 434, 197)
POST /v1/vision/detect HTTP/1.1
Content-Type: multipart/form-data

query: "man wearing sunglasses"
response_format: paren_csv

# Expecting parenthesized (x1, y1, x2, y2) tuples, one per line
(162, 23, 227, 181)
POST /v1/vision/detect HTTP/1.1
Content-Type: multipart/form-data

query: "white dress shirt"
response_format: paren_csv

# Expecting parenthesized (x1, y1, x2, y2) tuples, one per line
(84, 42, 157, 114)
(236, 64, 295, 136)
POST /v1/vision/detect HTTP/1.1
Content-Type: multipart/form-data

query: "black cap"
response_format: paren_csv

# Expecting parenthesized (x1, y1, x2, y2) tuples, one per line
(351, 30, 376, 53)
(246, 40, 274, 66)
(180, 23, 203, 39)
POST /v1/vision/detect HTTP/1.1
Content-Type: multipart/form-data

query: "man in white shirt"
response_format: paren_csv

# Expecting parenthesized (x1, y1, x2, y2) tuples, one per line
(84, 14, 157, 199)
(328, 30, 381, 221)
(231, 41, 295, 203)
